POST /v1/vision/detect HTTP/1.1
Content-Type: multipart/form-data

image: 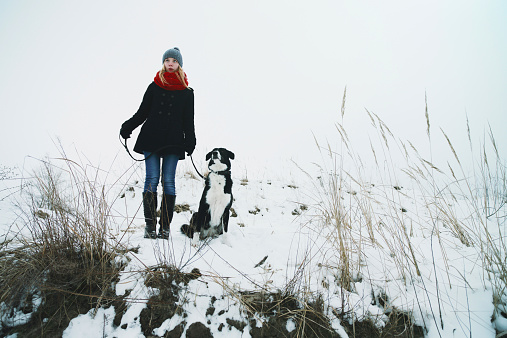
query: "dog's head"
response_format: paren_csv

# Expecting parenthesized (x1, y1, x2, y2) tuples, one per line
(206, 148, 235, 173)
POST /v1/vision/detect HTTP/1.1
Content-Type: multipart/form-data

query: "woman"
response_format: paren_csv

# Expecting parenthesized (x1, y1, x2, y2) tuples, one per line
(120, 47, 196, 239)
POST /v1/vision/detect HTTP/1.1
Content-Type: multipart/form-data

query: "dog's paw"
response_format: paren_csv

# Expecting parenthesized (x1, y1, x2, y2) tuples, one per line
(220, 233, 232, 247)
(191, 233, 200, 247)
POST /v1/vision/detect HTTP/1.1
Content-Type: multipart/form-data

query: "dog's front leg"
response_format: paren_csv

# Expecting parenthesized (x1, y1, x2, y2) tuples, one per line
(222, 208, 231, 233)
(191, 232, 200, 247)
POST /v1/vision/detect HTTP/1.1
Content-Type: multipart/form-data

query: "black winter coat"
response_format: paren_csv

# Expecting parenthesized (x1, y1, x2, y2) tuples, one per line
(121, 82, 196, 160)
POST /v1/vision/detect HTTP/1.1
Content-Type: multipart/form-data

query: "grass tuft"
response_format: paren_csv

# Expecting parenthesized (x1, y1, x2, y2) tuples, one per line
(0, 156, 127, 337)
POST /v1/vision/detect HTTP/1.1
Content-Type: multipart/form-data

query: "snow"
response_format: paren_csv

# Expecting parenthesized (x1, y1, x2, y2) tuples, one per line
(0, 152, 504, 337)
(63, 307, 118, 338)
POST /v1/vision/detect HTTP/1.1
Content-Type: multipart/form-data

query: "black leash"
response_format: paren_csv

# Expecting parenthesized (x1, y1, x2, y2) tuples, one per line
(119, 134, 204, 179)
(190, 155, 205, 179)
(119, 134, 146, 162)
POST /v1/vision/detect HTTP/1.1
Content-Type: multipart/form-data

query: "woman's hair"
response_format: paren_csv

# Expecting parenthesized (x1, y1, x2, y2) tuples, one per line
(159, 66, 188, 88)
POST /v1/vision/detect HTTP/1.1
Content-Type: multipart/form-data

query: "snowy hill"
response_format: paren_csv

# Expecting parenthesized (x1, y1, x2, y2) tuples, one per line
(1, 142, 505, 337)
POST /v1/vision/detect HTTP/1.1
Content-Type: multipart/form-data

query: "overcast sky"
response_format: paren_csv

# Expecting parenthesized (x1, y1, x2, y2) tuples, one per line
(1, 1, 506, 177)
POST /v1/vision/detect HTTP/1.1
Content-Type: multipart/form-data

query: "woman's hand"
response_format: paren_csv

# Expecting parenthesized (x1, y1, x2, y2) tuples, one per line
(120, 127, 131, 139)
(185, 145, 194, 156)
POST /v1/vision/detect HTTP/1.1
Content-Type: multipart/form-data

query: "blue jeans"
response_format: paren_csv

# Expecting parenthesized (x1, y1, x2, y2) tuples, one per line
(143, 152, 179, 195)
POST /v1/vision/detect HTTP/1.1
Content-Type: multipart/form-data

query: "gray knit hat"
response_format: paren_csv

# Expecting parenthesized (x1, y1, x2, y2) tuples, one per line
(162, 47, 183, 67)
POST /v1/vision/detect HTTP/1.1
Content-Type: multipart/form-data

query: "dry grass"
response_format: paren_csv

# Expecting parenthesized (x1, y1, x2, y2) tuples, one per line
(302, 89, 506, 335)
(208, 272, 341, 338)
(0, 156, 128, 336)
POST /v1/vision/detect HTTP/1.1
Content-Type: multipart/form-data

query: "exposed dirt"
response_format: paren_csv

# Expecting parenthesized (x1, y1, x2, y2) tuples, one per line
(185, 321, 213, 337)
(2, 259, 424, 338)
(139, 265, 201, 337)
(1, 248, 126, 338)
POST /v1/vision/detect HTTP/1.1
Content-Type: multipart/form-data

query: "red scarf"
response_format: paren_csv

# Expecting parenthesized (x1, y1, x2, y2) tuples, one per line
(154, 71, 189, 90)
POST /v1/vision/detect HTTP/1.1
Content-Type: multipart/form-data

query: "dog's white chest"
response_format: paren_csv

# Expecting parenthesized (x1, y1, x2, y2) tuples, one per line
(206, 173, 231, 227)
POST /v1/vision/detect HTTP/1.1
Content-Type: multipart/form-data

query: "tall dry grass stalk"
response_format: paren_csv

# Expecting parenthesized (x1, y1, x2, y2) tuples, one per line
(308, 91, 424, 293)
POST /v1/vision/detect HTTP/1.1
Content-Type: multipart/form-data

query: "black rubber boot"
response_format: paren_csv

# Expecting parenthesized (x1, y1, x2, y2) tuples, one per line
(158, 194, 176, 239)
(143, 192, 158, 239)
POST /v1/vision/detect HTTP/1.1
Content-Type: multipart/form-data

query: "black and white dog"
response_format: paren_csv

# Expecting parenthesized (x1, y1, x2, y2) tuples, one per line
(181, 148, 234, 243)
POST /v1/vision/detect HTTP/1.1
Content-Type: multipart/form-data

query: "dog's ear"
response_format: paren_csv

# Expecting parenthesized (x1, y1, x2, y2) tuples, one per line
(206, 151, 213, 160)
(227, 150, 235, 160)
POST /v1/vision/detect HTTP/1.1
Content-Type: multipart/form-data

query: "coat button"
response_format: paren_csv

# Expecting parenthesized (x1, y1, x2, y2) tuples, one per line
(161, 102, 164, 105)
(169, 104, 173, 107)
(162, 93, 166, 96)
(171, 95, 174, 98)
(158, 111, 162, 114)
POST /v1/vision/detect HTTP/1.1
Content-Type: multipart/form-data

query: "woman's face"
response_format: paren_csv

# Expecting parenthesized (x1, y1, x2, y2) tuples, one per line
(163, 58, 179, 73)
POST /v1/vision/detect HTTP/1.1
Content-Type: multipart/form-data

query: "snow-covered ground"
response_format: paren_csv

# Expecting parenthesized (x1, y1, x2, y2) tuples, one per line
(0, 153, 504, 337)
